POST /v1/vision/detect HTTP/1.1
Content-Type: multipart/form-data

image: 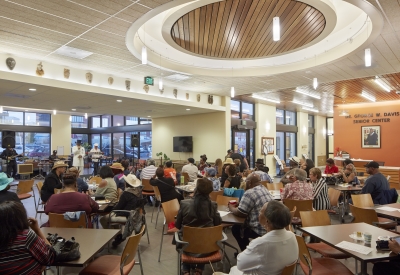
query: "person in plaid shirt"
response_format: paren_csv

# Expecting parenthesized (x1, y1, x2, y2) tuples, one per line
(228, 173, 273, 251)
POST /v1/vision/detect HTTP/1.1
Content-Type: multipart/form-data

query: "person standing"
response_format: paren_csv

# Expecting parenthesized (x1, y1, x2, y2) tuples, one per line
(72, 140, 85, 173)
(0, 145, 19, 178)
(89, 143, 102, 176)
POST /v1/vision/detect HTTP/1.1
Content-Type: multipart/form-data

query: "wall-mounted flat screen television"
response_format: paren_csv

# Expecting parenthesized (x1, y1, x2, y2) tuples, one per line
(173, 136, 193, 152)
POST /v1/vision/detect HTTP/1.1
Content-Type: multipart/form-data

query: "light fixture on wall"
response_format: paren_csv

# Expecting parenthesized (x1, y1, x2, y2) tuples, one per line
(84, 113, 88, 119)
(53, 110, 57, 115)
(252, 94, 280, 103)
(230, 87, 235, 98)
(69, 115, 72, 122)
(361, 90, 376, 102)
(374, 76, 390, 92)
(0, 106, 3, 113)
(365, 48, 371, 67)
(273, 17, 280, 41)
(313, 78, 318, 89)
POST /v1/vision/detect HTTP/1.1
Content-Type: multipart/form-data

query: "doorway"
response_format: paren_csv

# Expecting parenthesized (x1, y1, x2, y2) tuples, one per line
(231, 129, 254, 168)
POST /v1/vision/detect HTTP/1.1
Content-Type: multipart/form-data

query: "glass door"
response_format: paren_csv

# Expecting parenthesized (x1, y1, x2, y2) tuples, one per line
(232, 130, 249, 167)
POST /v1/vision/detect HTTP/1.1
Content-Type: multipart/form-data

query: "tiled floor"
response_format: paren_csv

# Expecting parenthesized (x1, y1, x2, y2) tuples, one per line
(15, 175, 374, 275)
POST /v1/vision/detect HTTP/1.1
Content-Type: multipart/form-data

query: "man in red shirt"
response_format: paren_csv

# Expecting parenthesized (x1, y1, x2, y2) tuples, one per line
(324, 158, 339, 174)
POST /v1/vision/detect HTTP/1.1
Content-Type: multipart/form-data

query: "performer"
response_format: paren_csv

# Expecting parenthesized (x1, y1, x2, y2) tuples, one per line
(0, 145, 20, 178)
(72, 140, 85, 173)
(48, 150, 59, 169)
(89, 143, 102, 176)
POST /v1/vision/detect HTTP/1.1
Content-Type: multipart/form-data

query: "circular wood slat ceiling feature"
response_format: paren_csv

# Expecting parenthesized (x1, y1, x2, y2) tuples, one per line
(171, 0, 326, 59)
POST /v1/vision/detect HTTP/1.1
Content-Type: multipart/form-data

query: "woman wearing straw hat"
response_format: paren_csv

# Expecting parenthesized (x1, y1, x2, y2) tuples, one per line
(110, 162, 126, 191)
(40, 160, 68, 203)
(0, 172, 20, 204)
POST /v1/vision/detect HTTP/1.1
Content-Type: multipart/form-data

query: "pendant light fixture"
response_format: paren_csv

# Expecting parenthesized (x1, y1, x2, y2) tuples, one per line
(273, 17, 280, 41)
(313, 78, 318, 89)
(53, 110, 57, 115)
(365, 48, 371, 67)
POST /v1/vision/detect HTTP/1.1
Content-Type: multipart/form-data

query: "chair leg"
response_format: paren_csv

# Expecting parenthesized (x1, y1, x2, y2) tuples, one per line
(155, 203, 161, 229)
(144, 215, 150, 244)
(151, 197, 155, 223)
(158, 223, 165, 262)
(136, 246, 144, 275)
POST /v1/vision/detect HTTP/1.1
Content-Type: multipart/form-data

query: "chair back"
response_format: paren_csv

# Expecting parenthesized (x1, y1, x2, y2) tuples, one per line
(209, 190, 223, 202)
(282, 199, 313, 218)
(120, 225, 145, 268)
(48, 212, 87, 228)
(351, 194, 374, 208)
(300, 210, 331, 227)
(328, 188, 341, 207)
(266, 182, 283, 190)
(285, 206, 296, 232)
(16, 180, 34, 195)
(216, 195, 239, 206)
(161, 199, 180, 224)
(181, 172, 190, 183)
(89, 176, 102, 184)
(36, 181, 43, 193)
(153, 185, 162, 201)
(260, 181, 268, 188)
(182, 225, 223, 254)
(296, 235, 313, 273)
(141, 179, 153, 192)
(349, 204, 378, 224)
(281, 261, 297, 275)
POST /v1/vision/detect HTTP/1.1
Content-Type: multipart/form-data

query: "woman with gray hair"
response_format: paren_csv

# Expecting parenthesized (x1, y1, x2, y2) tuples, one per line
(228, 200, 298, 275)
(281, 168, 313, 200)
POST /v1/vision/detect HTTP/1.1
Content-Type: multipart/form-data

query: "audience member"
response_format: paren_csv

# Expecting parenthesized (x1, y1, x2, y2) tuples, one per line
(181, 158, 199, 181)
(340, 164, 359, 184)
(301, 159, 315, 178)
(309, 168, 330, 210)
(220, 158, 234, 184)
(0, 172, 20, 204)
(164, 160, 177, 184)
(373, 238, 400, 274)
(343, 159, 354, 170)
(139, 159, 157, 180)
(361, 161, 390, 204)
(111, 162, 126, 191)
(89, 165, 118, 201)
(150, 167, 183, 203)
(324, 158, 339, 174)
(44, 172, 99, 227)
(68, 167, 88, 193)
(205, 167, 220, 191)
(175, 178, 221, 275)
(229, 201, 298, 275)
(254, 159, 272, 182)
(40, 160, 68, 203)
(233, 159, 241, 174)
(214, 158, 223, 176)
(224, 164, 241, 188)
(0, 201, 56, 274)
(281, 168, 313, 200)
(288, 156, 300, 169)
(198, 154, 208, 172)
(228, 151, 248, 172)
(229, 173, 273, 251)
(121, 159, 130, 176)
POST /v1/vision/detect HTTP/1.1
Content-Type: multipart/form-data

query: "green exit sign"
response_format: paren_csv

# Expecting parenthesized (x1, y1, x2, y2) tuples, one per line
(144, 76, 154, 86)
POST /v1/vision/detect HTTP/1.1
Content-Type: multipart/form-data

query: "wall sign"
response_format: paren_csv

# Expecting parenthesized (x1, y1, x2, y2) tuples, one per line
(261, 137, 274, 155)
(344, 112, 399, 124)
(144, 76, 154, 86)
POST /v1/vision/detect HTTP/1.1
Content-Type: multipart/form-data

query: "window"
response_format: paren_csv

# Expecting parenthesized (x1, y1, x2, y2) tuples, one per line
(0, 111, 23, 125)
(102, 115, 111, 127)
(113, 133, 125, 159)
(308, 133, 314, 161)
(91, 134, 100, 148)
(276, 131, 297, 173)
(231, 100, 240, 119)
(71, 115, 88, 128)
(140, 118, 152, 124)
(101, 134, 111, 156)
(113, 116, 124, 127)
(286, 111, 296, 125)
(24, 113, 50, 126)
(276, 109, 296, 125)
(308, 115, 314, 128)
(125, 116, 138, 126)
(25, 133, 50, 158)
(91, 116, 101, 128)
(140, 131, 152, 159)
(71, 134, 88, 148)
(242, 102, 254, 120)
(276, 109, 284, 124)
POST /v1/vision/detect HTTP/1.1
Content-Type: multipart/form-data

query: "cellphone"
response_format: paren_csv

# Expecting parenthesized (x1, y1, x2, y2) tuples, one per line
(390, 236, 400, 244)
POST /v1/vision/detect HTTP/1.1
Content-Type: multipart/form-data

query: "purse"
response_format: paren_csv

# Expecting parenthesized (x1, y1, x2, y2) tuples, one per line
(46, 233, 81, 262)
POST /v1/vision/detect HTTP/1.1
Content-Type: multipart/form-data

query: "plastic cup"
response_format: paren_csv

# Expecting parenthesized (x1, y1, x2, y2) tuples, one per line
(364, 232, 372, 243)
(229, 200, 237, 206)
(180, 176, 185, 186)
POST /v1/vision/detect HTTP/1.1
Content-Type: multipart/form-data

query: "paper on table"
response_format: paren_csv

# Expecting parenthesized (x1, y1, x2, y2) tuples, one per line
(376, 206, 400, 212)
(218, 211, 230, 217)
(336, 241, 373, 255)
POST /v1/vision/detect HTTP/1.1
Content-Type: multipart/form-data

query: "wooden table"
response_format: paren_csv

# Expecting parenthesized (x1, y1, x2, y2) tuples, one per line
(41, 227, 120, 267)
(375, 203, 400, 221)
(299, 223, 400, 275)
(218, 205, 245, 224)
(331, 184, 363, 223)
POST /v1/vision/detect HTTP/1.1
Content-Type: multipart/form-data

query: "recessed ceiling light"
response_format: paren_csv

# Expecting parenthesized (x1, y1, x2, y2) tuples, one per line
(54, 45, 93, 59)
(71, 109, 76, 111)
(186, 109, 190, 111)
(147, 116, 151, 117)
(117, 100, 122, 102)
(29, 88, 36, 91)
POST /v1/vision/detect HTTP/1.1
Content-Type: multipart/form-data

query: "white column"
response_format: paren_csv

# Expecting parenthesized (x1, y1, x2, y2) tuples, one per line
(297, 112, 309, 158)
(51, 114, 71, 156)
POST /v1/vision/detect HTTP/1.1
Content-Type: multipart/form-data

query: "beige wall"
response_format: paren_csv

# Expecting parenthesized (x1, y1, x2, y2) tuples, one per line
(152, 112, 229, 163)
(297, 111, 309, 158)
(315, 115, 327, 166)
(51, 114, 71, 156)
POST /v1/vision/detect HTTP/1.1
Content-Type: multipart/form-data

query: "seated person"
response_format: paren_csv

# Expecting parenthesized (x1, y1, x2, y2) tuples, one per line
(68, 167, 88, 193)
(361, 161, 390, 204)
(121, 159, 130, 176)
(324, 158, 339, 174)
(214, 158, 223, 177)
(205, 167, 220, 191)
(224, 164, 241, 189)
(175, 178, 221, 275)
(181, 158, 199, 181)
(100, 174, 144, 247)
(339, 163, 359, 184)
(150, 167, 183, 203)
(234, 159, 241, 174)
(309, 168, 330, 210)
(164, 161, 177, 184)
(111, 162, 126, 191)
(0, 201, 56, 274)
(198, 154, 208, 172)
(281, 168, 313, 200)
(229, 201, 298, 275)
(228, 173, 273, 251)
(220, 158, 233, 185)
(301, 159, 315, 178)
(0, 172, 20, 204)
(254, 159, 272, 182)
(138, 159, 157, 180)
(342, 159, 354, 172)
(89, 165, 118, 202)
(40, 161, 68, 203)
(373, 238, 400, 274)
(44, 172, 99, 227)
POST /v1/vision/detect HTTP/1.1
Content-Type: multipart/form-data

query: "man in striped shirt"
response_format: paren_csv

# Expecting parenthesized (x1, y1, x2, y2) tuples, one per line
(139, 159, 158, 206)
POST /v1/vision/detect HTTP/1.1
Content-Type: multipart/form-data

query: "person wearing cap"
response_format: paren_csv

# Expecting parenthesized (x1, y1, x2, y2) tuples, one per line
(254, 159, 273, 183)
(100, 174, 144, 246)
(89, 143, 102, 176)
(72, 140, 85, 173)
(361, 161, 390, 204)
(205, 167, 220, 191)
(229, 173, 274, 251)
(40, 160, 68, 203)
(0, 145, 19, 178)
(182, 157, 199, 181)
(175, 178, 222, 275)
(225, 149, 233, 160)
(164, 161, 177, 184)
(111, 162, 126, 191)
(324, 158, 339, 174)
(150, 167, 183, 203)
(0, 172, 20, 204)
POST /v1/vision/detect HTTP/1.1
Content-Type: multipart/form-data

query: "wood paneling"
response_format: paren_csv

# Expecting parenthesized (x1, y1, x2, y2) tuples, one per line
(171, 0, 326, 59)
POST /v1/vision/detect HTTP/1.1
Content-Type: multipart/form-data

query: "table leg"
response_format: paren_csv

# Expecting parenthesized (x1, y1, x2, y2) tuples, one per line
(341, 190, 347, 223)
(360, 261, 367, 275)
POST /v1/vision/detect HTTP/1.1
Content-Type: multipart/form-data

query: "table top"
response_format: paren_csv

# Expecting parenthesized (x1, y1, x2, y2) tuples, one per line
(299, 223, 400, 262)
(41, 227, 120, 267)
(218, 205, 245, 224)
(330, 184, 363, 192)
(375, 203, 400, 219)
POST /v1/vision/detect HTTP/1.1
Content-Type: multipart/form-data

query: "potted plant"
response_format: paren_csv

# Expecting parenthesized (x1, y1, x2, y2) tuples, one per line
(156, 152, 170, 165)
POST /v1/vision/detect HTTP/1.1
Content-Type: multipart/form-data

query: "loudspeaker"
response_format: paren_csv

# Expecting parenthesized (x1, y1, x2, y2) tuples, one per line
(131, 134, 139, 147)
(2, 131, 16, 148)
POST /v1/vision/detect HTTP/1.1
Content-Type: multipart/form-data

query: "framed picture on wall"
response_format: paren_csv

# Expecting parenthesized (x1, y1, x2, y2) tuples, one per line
(261, 137, 274, 155)
(361, 126, 381, 148)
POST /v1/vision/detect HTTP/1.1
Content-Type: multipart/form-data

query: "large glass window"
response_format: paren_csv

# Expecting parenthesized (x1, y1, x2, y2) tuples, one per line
(91, 134, 100, 148)
(0, 111, 23, 125)
(276, 109, 284, 124)
(276, 132, 285, 172)
(286, 133, 296, 162)
(113, 133, 125, 160)
(140, 118, 152, 124)
(308, 115, 314, 128)
(276, 109, 296, 125)
(25, 133, 50, 158)
(126, 132, 139, 160)
(140, 131, 152, 159)
(242, 102, 254, 120)
(71, 134, 88, 148)
(91, 116, 101, 128)
(231, 100, 240, 119)
(102, 115, 111, 127)
(126, 116, 138, 126)
(24, 113, 51, 126)
(113, 116, 124, 127)
(71, 115, 88, 128)
(101, 134, 112, 156)
(286, 111, 296, 125)
(276, 131, 297, 173)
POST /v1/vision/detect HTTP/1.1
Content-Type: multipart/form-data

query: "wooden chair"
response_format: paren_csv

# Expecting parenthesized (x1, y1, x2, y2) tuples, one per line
(48, 213, 88, 228)
(296, 235, 353, 275)
(35, 182, 44, 218)
(260, 181, 270, 188)
(79, 225, 145, 275)
(285, 206, 296, 232)
(351, 194, 393, 223)
(152, 185, 162, 228)
(281, 261, 297, 275)
(16, 180, 35, 205)
(175, 225, 227, 275)
(209, 190, 224, 201)
(158, 199, 180, 262)
(266, 182, 283, 190)
(327, 187, 342, 215)
(216, 195, 239, 206)
(181, 172, 190, 183)
(349, 204, 397, 230)
(141, 179, 156, 222)
(299, 210, 350, 259)
(282, 199, 313, 226)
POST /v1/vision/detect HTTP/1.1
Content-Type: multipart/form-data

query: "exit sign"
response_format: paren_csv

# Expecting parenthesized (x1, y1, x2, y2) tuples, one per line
(144, 76, 154, 86)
